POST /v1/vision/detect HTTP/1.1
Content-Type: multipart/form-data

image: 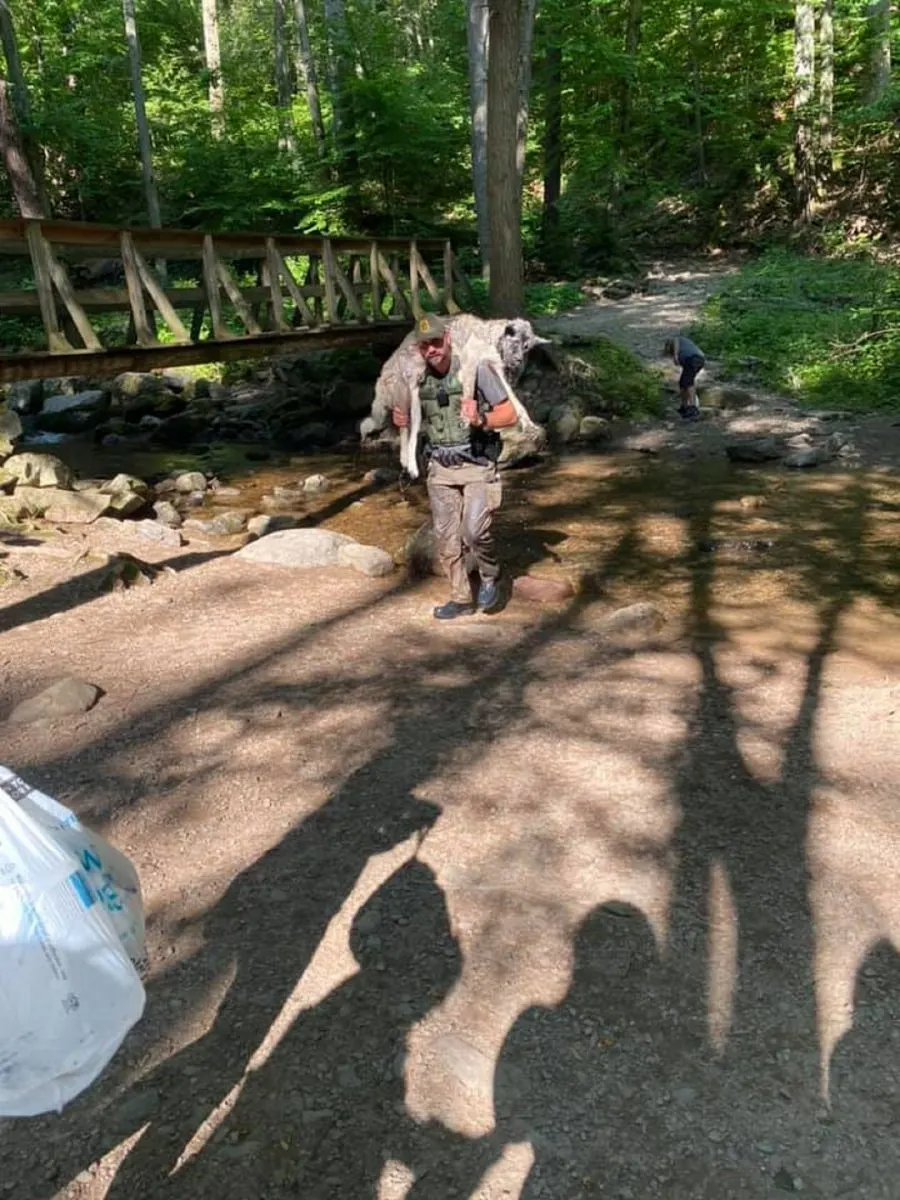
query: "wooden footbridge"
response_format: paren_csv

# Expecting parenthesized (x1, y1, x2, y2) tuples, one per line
(0, 219, 473, 383)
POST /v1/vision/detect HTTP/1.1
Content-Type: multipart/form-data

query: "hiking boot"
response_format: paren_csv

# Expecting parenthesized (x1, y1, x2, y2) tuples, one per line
(433, 600, 474, 620)
(680, 404, 701, 422)
(476, 577, 502, 613)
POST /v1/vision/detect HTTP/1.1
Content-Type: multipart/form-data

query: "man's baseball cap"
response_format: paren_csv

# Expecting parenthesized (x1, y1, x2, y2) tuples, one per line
(412, 312, 448, 342)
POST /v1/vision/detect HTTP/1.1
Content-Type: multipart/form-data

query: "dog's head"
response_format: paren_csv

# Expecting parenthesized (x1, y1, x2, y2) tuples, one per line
(497, 318, 552, 381)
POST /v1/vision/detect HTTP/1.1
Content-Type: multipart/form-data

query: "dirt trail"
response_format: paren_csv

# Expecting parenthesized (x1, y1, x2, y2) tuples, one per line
(1, 260, 900, 1198)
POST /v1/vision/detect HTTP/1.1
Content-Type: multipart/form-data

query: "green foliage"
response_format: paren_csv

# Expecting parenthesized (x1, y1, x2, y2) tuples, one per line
(464, 278, 582, 318)
(562, 337, 665, 417)
(691, 250, 900, 409)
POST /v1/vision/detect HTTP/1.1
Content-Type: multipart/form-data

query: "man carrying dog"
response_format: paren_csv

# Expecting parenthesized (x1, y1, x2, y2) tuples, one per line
(392, 313, 518, 620)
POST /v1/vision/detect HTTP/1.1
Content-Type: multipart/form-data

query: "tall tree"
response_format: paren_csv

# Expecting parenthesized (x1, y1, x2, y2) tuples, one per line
(793, 0, 815, 221)
(467, 0, 490, 274)
(516, 0, 539, 184)
(0, 73, 44, 217)
(292, 0, 327, 158)
(818, 0, 834, 177)
(0, 0, 47, 214)
(541, 35, 562, 260)
(201, 0, 225, 137)
(122, 0, 162, 228)
(323, 0, 357, 176)
(487, 0, 524, 314)
(618, 0, 643, 138)
(866, 0, 892, 102)
(274, 0, 297, 155)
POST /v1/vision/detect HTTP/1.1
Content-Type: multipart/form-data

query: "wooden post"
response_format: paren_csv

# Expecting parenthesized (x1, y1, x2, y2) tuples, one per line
(412, 243, 443, 309)
(268, 241, 316, 327)
(376, 249, 412, 319)
(264, 238, 289, 331)
(131, 239, 190, 342)
(25, 221, 70, 352)
(321, 238, 338, 324)
(202, 234, 227, 339)
(409, 238, 423, 318)
(370, 241, 382, 319)
(215, 255, 262, 335)
(121, 231, 155, 346)
(443, 240, 461, 314)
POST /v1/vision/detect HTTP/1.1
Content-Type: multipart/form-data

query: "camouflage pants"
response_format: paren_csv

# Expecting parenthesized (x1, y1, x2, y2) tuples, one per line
(426, 460, 502, 603)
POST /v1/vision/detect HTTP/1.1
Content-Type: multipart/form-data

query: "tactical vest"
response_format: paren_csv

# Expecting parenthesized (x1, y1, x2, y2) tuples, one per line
(420, 357, 469, 447)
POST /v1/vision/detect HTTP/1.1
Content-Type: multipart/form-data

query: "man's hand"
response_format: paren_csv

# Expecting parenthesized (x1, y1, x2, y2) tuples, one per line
(461, 395, 482, 426)
(392, 405, 409, 428)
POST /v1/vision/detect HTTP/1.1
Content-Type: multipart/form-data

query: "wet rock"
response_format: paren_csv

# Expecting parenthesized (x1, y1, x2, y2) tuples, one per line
(499, 424, 546, 468)
(549, 404, 581, 443)
(512, 575, 575, 604)
(174, 471, 207, 494)
(41, 389, 107, 417)
(598, 602, 666, 636)
(302, 473, 330, 494)
(363, 467, 398, 487)
(579, 415, 610, 441)
(784, 446, 828, 468)
(725, 438, 781, 464)
(4, 380, 42, 415)
(184, 511, 250, 537)
(152, 500, 182, 528)
(113, 372, 165, 402)
(4, 453, 74, 489)
(336, 542, 395, 577)
(134, 520, 183, 548)
(100, 473, 150, 516)
(235, 528, 354, 568)
(8, 678, 101, 725)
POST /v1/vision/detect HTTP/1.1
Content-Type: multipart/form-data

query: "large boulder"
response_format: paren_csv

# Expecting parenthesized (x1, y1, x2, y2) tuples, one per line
(38, 389, 109, 433)
(43, 489, 112, 524)
(548, 404, 581, 444)
(336, 542, 395, 577)
(4, 380, 43, 415)
(4, 453, 74, 489)
(99, 473, 151, 517)
(235, 528, 354, 568)
(499, 424, 546, 469)
(7, 678, 101, 725)
(725, 438, 781, 464)
(0, 405, 23, 459)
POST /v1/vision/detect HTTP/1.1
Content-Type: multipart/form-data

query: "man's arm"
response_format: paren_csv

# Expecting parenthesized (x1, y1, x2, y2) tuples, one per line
(462, 363, 519, 429)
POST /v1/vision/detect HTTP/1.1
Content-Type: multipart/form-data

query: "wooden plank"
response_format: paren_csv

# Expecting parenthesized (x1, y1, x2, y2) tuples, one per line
(42, 238, 103, 350)
(202, 234, 227, 339)
(0, 218, 447, 259)
(370, 241, 382, 319)
(443, 240, 461, 314)
(269, 242, 317, 327)
(0, 321, 409, 383)
(321, 238, 339, 323)
(24, 221, 70, 352)
(409, 239, 423, 318)
(120, 231, 155, 346)
(412, 243, 443, 307)
(306, 256, 323, 323)
(264, 239, 289, 332)
(331, 250, 366, 321)
(214, 252, 263, 335)
(376, 249, 412, 318)
(132, 244, 191, 342)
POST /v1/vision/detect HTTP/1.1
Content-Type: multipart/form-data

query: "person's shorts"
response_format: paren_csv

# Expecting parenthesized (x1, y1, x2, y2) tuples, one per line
(679, 355, 705, 388)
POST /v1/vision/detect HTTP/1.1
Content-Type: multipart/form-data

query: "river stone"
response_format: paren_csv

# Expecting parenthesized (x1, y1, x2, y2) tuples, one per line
(725, 438, 781, 464)
(512, 575, 575, 604)
(174, 471, 208, 494)
(152, 500, 182, 528)
(100, 473, 150, 516)
(134, 520, 184, 548)
(8, 678, 101, 725)
(4, 453, 74, 489)
(0, 406, 23, 458)
(235, 528, 354, 568)
(303, 473, 330, 494)
(598, 602, 666, 636)
(336, 542, 395, 577)
(44, 489, 112, 524)
(579, 415, 610, 441)
(42, 390, 107, 416)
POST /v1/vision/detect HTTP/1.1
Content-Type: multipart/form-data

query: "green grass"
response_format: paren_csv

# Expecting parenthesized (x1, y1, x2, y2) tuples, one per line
(691, 249, 900, 410)
(465, 278, 583, 319)
(561, 336, 665, 418)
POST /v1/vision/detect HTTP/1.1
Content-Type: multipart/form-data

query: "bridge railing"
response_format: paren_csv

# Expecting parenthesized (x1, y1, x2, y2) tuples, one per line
(0, 220, 475, 382)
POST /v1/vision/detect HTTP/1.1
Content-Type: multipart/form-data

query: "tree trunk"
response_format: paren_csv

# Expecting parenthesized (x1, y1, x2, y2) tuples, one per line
(323, 0, 357, 177)
(467, 0, 490, 276)
(541, 38, 562, 262)
(201, 0, 225, 137)
(122, 0, 162, 228)
(0, 75, 44, 217)
(619, 0, 643, 138)
(0, 0, 47, 214)
(689, 0, 707, 186)
(866, 0, 892, 102)
(516, 0, 538, 187)
(292, 0, 327, 158)
(487, 0, 524, 316)
(818, 0, 834, 178)
(274, 0, 297, 155)
(793, 0, 815, 221)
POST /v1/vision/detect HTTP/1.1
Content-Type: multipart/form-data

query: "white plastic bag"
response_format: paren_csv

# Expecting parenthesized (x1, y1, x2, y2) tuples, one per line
(0, 767, 146, 1117)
